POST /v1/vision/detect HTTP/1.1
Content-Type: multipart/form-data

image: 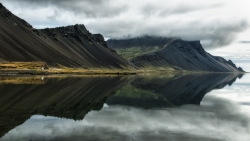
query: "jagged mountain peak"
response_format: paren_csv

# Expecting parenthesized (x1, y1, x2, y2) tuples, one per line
(0, 3, 6, 9)
(238, 67, 244, 72)
(190, 41, 207, 57)
(0, 3, 12, 16)
(39, 23, 109, 48)
(0, 3, 33, 29)
(171, 40, 207, 58)
(42, 24, 89, 34)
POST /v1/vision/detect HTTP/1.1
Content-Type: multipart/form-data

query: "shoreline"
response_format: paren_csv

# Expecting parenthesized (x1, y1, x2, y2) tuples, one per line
(0, 62, 246, 76)
(0, 69, 137, 75)
(0, 68, 247, 76)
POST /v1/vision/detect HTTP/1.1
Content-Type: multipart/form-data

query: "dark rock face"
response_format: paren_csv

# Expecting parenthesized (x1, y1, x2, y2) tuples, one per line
(0, 4, 130, 69)
(92, 34, 109, 47)
(107, 36, 244, 72)
(238, 67, 244, 72)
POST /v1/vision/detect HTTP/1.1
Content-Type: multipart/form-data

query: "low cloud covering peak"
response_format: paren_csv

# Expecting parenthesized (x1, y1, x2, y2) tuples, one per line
(1, 0, 249, 48)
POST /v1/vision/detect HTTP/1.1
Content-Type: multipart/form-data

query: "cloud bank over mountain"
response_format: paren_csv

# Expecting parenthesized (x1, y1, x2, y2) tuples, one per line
(1, 0, 249, 48)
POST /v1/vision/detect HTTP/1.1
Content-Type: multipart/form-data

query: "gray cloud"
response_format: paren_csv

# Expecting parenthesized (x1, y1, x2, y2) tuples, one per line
(87, 17, 248, 48)
(1, 0, 127, 18)
(0, 0, 249, 48)
(240, 102, 250, 105)
(141, 2, 223, 17)
(239, 41, 250, 43)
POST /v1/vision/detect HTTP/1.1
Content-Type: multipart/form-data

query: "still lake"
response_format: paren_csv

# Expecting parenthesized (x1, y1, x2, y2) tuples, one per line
(0, 73, 249, 141)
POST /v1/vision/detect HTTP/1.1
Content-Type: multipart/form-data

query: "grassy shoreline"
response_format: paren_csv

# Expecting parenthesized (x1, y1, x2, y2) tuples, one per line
(0, 68, 246, 76)
(0, 62, 246, 75)
(0, 69, 138, 75)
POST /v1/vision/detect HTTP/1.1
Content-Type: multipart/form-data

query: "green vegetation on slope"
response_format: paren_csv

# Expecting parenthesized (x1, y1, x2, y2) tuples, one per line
(116, 46, 163, 60)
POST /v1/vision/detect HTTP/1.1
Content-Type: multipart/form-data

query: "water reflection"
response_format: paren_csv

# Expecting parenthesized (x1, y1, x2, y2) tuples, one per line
(0, 73, 246, 141)
(107, 73, 242, 108)
(0, 76, 47, 84)
(0, 75, 132, 138)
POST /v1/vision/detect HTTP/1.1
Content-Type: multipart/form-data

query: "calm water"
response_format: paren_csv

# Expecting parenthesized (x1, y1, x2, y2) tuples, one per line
(0, 74, 249, 141)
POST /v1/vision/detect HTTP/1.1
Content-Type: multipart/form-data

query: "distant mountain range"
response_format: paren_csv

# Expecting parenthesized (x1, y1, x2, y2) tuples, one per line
(107, 36, 244, 72)
(0, 3, 244, 72)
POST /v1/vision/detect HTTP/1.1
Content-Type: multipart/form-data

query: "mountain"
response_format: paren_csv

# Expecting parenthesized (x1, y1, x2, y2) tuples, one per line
(0, 3, 244, 72)
(107, 36, 244, 72)
(0, 3, 131, 69)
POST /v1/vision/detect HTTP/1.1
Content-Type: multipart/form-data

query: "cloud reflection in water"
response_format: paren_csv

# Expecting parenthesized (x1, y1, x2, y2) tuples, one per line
(1, 95, 250, 141)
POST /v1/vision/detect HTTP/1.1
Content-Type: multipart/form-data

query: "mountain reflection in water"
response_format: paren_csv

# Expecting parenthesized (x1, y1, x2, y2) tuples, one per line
(0, 74, 246, 141)
(107, 74, 242, 108)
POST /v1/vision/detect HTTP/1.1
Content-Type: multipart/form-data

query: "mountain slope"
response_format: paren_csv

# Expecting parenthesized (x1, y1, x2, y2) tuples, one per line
(0, 3, 130, 69)
(107, 36, 244, 72)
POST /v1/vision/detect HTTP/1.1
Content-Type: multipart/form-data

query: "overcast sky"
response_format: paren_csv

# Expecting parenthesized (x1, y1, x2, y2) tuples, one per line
(1, 0, 250, 71)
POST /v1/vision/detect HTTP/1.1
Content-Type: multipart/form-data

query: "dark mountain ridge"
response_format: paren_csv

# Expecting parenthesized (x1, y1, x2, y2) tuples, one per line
(107, 36, 244, 72)
(0, 3, 131, 69)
